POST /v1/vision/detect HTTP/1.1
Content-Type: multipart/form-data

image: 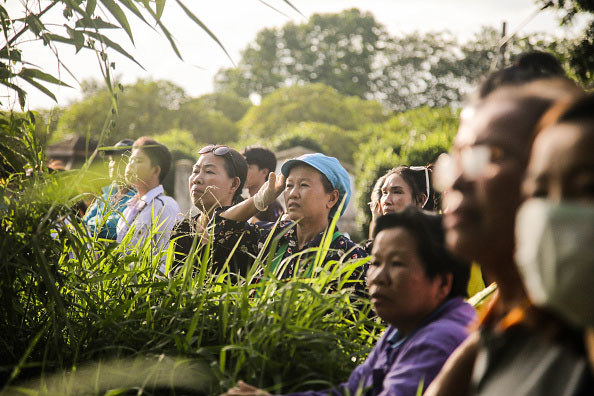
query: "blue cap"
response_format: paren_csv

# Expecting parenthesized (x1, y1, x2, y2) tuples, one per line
(281, 153, 351, 217)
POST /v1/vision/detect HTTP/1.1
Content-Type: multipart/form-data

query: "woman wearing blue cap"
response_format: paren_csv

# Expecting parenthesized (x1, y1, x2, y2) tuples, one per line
(213, 153, 367, 279)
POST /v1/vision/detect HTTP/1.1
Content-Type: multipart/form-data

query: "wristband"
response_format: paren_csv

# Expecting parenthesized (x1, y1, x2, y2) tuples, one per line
(253, 192, 269, 212)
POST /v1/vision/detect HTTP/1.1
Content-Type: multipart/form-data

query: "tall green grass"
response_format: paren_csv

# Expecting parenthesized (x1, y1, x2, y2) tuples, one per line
(1, 153, 378, 395)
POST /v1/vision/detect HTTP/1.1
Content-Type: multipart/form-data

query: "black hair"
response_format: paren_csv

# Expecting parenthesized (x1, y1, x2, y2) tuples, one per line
(218, 147, 248, 204)
(373, 207, 470, 299)
(478, 51, 566, 99)
(133, 136, 171, 183)
(557, 93, 594, 124)
(382, 166, 435, 211)
(242, 146, 277, 175)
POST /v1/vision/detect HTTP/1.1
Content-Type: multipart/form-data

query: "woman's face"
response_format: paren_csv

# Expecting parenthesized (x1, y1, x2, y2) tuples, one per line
(379, 173, 415, 214)
(284, 165, 337, 222)
(367, 227, 448, 333)
(523, 123, 594, 203)
(189, 153, 238, 212)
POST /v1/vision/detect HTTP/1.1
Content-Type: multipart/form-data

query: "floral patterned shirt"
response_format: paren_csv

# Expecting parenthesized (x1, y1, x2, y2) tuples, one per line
(212, 207, 368, 280)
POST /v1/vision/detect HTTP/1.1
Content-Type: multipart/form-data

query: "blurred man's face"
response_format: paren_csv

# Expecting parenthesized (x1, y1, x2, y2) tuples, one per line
(442, 101, 533, 261)
(108, 153, 129, 182)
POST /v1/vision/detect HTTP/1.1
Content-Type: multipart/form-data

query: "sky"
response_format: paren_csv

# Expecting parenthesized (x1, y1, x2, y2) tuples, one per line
(4, 0, 590, 110)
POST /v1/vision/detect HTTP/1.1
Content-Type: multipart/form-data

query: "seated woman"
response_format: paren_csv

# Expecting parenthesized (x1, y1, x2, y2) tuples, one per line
(214, 153, 367, 279)
(172, 144, 249, 274)
(223, 208, 476, 396)
(367, 165, 433, 243)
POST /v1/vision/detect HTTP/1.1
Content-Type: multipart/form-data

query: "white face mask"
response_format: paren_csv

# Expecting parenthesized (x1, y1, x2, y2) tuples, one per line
(515, 198, 594, 328)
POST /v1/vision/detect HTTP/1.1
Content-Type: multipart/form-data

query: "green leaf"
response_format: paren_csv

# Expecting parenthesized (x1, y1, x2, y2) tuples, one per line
(119, 0, 150, 26)
(174, 0, 235, 66)
(281, 0, 305, 18)
(25, 14, 45, 37)
(0, 80, 26, 108)
(86, 0, 97, 15)
(140, 1, 182, 59)
(19, 68, 72, 87)
(98, 0, 134, 44)
(18, 75, 56, 103)
(75, 17, 120, 30)
(66, 26, 85, 53)
(156, 0, 166, 20)
(85, 31, 145, 69)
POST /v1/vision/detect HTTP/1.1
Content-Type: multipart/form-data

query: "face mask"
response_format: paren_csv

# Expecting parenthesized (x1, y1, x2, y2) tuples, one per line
(515, 198, 594, 328)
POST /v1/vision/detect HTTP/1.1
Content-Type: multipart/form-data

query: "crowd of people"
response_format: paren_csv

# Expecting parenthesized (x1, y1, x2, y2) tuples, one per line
(77, 51, 593, 395)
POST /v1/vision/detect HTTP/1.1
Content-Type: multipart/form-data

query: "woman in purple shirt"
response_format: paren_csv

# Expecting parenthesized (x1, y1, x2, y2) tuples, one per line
(223, 207, 476, 396)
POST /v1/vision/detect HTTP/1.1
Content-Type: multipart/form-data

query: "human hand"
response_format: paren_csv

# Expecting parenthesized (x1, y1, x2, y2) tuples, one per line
(254, 172, 285, 211)
(221, 380, 271, 396)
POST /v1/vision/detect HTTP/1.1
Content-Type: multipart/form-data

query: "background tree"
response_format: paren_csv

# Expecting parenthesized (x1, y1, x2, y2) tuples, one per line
(214, 9, 390, 100)
(535, 0, 594, 85)
(237, 83, 389, 140)
(270, 122, 358, 164)
(192, 92, 252, 123)
(53, 79, 186, 143)
(216, 9, 578, 111)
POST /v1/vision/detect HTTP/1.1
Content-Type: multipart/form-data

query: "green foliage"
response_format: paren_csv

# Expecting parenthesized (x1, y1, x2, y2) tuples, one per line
(272, 122, 358, 165)
(53, 79, 186, 143)
(153, 128, 199, 159)
(215, 8, 389, 99)
(52, 79, 240, 146)
(0, 112, 44, 177)
(194, 92, 253, 123)
(216, 8, 581, 111)
(176, 99, 240, 144)
(238, 83, 390, 140)
(1, 0, 231, 109)
(353, 107, 459, 235)
(0, 132, 377, 392)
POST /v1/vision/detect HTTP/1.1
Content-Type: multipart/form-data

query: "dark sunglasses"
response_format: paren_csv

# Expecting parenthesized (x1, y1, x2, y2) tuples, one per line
(198, 144, 231, 156)
(198, 144, 238, 177)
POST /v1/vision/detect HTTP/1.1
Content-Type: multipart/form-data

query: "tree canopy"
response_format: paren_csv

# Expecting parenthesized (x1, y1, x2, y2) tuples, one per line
(238, 83, 390, 140)
(216, 8, 582, 111)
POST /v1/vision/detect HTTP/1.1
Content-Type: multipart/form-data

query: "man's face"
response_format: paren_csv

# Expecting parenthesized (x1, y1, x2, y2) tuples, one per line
(245, 163, 268, 192)
(108, 153, 129, 182)
(442, 101, 534, 261)
(125, 148, 158, 187)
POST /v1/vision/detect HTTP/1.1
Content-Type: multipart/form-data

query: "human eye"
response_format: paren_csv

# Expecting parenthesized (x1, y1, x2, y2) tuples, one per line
(390, 260, 404, 267)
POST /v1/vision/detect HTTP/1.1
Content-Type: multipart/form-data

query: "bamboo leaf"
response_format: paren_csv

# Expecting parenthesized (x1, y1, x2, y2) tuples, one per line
(140, 1, 182, 59)
(119, 0, 150, 26)
(281, 0, 305, 18)
(174, 0, 235, 66)
(86, 0, 97, 15)
(98, 0, 135, 44)
(18, 75, 58, 103)
(85, 31, 145, 69)
(66, 26, 85, 53)
(0, 79, 27, 108)
(75, 17, 119, 30)
(19, 67, 72, 87)
(156, 0, 166, 20)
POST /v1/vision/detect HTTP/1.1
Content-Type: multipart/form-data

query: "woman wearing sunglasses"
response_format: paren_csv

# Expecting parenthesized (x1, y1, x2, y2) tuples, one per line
(173, 144, 249, 274)
(213, 153, 367, 281)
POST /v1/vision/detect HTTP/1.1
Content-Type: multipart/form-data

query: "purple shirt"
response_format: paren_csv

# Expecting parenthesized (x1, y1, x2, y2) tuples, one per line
(287, 297, 476, 396)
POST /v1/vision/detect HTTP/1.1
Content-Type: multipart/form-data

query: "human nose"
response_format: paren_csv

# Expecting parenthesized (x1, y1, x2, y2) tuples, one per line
(366, 263, 389, 287)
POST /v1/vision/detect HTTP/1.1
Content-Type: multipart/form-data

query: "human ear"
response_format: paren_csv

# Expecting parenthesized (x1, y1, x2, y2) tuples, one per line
(230, 176, 241, 194)
(436, 273, 453, 301)
(327, 190, 339, 209)
(416, 193, 428, 208)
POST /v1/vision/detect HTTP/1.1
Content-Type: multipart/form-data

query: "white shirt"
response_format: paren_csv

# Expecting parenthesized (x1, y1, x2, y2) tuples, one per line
(116, 185, 182, 272)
